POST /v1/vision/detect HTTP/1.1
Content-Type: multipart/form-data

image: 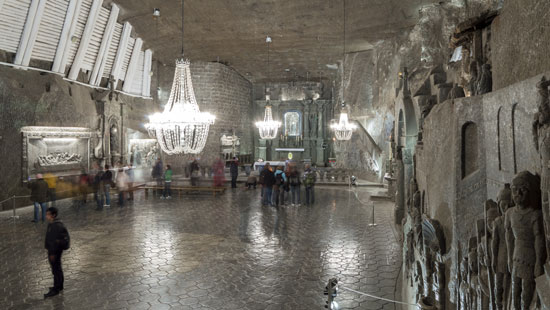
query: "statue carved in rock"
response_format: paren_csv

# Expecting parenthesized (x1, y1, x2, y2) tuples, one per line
(476, 63, 492, 95)
(532, 75, 550, 260)
(491, 184, 514, 310)
(468, 61, 479, 96)
(477, 200, 499, 310)
(468, 246, 480, 310)
(505, 171, 545, 310)
(459, 257, 473, 310)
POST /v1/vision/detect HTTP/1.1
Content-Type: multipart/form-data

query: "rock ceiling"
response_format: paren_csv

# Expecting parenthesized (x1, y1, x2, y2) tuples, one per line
(108, 0, 442, 83)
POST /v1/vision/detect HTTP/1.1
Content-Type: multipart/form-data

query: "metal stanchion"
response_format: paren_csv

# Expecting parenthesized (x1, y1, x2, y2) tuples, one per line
(368, 202, 377, 227)
(10, 195, 19, 221)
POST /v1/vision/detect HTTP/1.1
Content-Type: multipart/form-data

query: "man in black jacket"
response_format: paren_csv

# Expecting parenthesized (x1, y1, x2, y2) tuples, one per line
(44, 207, 70, 298)
(260, 163, 276, 206)
(28, 173, 49, 223)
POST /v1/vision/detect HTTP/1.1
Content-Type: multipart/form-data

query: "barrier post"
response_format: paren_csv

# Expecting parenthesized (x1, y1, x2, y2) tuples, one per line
(368, 202, 377, 227)
(11, 195, 19, 221)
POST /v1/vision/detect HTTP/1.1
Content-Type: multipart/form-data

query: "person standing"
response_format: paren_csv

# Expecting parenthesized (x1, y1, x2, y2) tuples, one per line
(28, 174, 49, 223)
(260, 163, 275, 206)
(289, 166, 301, 206)
(303, 164, 316, 205)
(162, 165, 173, 199)
(44, 207, 70, 298)
(152, 158, 163, 195)
(230, 157, 239, 188)
(93, 166, 104, 209)
(273, 166, 287, 207)
(78, 170, 89, 206)
(213, 157, 226, 187)
(102, 165, 113, 207)
(190, 159, 200, 186)
(116, 168, 128, 206)
(126, 163, 134, 201)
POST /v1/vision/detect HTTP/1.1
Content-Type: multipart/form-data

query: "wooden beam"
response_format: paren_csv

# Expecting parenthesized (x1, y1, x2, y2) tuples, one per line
(21, 0, 48, 66)
(52, 0, 81, 73)
(14, 0, 41, 65)
(111, 21, 131, 88)
(122, 37, 142, 93)
(142, 49, 152, 96)
(90, 3, 119, 86)
(68, 0, 103, 80)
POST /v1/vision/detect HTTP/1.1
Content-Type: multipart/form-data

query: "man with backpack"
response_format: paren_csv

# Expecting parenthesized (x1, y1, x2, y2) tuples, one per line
(44, 207, 70, 298)
(288, 166, 301, 206)
(260, 163, 275, 206)
(273, 166, 287, 207)
(303, 164, 316, 205)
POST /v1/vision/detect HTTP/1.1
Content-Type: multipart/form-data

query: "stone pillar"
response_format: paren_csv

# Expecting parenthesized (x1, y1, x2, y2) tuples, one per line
(303, 102, 312, 159)
(316, 102, 325, 165)
(258, 139, 267, 160)
(395, 153, 405, 224)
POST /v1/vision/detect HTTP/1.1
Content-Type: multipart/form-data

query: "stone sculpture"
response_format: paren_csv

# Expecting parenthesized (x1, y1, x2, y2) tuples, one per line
(477, 200, 499, 310)
(532, 75, 550, 260)
(37, 152, 82, 166)
(468, 245, 480, 310)
(459, 257, 472, 310)
(505, 171, 545, 310)
(491, 184, 514, 310)
(476, 63, 492, 95)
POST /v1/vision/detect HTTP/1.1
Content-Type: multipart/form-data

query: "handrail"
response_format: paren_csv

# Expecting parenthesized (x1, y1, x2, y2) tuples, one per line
(351, 120, 383, 153)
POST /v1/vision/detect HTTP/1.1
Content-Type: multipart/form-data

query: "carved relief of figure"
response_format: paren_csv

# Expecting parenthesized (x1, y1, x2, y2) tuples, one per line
(468, 247, 480, 310)
(459, 257, 473, 310)
(477, 200, 499, 310)
(476, 63, 492, 95)
(491, 184, 514, 310)
(468, 61, 479, 96)
(532, 75, 550, 260)
(505, 171, 545, 310)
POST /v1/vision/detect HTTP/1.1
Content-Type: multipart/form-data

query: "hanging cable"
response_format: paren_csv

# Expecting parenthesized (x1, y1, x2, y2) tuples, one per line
(342, 0, 346, 107)
(181, 0, 185, 56)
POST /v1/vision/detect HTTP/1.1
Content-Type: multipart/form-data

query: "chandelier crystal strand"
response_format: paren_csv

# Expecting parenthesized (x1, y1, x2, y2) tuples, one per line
(331, 0, 355, 141)
(256, 36, 280, 139)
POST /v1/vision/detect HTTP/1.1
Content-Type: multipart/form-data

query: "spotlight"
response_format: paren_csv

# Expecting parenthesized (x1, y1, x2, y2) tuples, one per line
(351, 175, 357, 186)
(324, 278, 339, 309)
(152, 8, 160, 17)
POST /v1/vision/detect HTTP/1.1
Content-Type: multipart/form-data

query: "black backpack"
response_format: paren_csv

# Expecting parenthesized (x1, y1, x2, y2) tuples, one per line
(275, 173, 284, 186)
(58, 223, 70, 251)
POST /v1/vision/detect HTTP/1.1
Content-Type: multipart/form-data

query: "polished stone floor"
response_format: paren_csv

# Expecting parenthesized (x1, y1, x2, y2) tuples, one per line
(0, 186, 401, 310)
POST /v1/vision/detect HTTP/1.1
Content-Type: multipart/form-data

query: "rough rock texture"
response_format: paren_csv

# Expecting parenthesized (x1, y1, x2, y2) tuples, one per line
(491, 0, 550, 90)
(0, 66, 155, 208)
(158, 62, 253, 169)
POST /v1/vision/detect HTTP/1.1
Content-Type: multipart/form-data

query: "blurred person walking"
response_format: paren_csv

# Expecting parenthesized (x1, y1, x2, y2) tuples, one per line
(190, 159, 200, 186)
(116, 168, 128, 206)
(78, 170, 89, 206)
(230, 157, 239, 188)
(126, 163, 134, 201)
(102, 165, 113, 207)
(44, 173, 57, 207)
(43, 207, 70, 298)
(162, 165, 173, 199)
(28, 174, 49, 223)
(152, 158, 163, 196)
(93, 166, 104, 209)
(213, 158, 225, 187)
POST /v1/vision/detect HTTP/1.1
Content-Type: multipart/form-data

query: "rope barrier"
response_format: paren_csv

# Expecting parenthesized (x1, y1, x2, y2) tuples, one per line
(339, 286, 420, 307)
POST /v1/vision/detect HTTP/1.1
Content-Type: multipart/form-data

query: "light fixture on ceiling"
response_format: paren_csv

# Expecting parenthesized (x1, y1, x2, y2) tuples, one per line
(256, 36, 281, 140)
(145, 0, 215, 154)
(152, 8, 160, 17)
(330, 0, 356, 141)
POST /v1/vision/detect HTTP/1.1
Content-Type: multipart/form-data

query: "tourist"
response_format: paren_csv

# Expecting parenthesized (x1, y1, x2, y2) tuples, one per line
(116, 168, 128, 206)
(152, 158, 163, 195)
(190, 159, 200, 186)
(303, 164, 316, 205)
(93, 166, 104, 209)
(28, 173, 49, 223)
(260, 163, 275, 206)
(44, 173, 57, 207)
(213, 157, 225, 187)
(78, 169, 89, 206)
(126, 163, 134, 201)
(162, 165, 173, 199)
(102, 165, 113, 207)
(273, 166, 287, 207)
(43, 207, 70, 298)
(246, 174, 257, 189)
(289, 166, 301, 206)
(230, 157, 239, 188)
(245, 163, 252, 177)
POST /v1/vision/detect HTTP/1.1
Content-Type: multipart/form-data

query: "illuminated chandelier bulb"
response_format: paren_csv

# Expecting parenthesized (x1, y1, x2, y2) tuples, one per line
(256, 105, 281, 140)
(330, 108, 356, 141)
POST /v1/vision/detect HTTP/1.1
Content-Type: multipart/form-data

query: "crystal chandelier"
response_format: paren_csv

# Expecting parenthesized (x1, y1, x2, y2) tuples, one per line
(331, 107, 357, 141)
(256, 36, 280, 139)
(256, 104, 281, 139)
(331, 0, 355, 141)
(145, 0, 215, 155)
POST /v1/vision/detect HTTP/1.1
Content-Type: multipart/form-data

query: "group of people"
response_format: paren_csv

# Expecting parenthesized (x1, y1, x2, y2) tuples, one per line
(257, 163, 316, 207)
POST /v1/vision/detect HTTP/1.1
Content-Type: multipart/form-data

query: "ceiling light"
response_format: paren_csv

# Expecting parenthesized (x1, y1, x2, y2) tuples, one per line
(153, 8, 160, 17)
(256, 36, 281, 140)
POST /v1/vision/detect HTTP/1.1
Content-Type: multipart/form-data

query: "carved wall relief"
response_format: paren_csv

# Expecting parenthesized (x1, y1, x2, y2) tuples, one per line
(21, 126, 94, 181)
(462, 122, 479, 178)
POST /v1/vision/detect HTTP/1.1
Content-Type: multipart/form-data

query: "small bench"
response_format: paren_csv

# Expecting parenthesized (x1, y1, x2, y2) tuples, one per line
(138, 185, 225, 198)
